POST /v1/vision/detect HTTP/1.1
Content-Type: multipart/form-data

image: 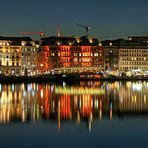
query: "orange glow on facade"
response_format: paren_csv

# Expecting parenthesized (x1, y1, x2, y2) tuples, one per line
(59, 46, 71, 68)
(37, 46, 49, 74)
(40, 37, 104, 71)
(81, 46, 91, 67)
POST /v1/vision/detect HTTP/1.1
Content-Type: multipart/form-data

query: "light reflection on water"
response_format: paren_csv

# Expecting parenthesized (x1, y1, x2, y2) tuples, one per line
(0, 81, 148, 124)
(0, 81, 148, 147)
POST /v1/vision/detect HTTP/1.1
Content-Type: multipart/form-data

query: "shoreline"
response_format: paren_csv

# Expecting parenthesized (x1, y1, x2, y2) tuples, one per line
(0, 74, 148, 83)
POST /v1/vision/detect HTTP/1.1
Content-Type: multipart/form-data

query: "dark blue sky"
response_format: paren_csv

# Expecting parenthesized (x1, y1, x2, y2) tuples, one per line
(0, 0, 148, 40)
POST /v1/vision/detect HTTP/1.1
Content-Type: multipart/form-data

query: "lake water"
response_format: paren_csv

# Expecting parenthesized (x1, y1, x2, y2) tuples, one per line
(0, 81, 148, 148)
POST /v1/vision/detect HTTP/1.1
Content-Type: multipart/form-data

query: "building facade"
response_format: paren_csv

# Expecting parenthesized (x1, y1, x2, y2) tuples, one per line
(102, 40, 119, 70)
(0, 37, 37, 76)
(38, 36, 103, 74)
(21, 41, 39, 76)
(118, 40, 148, 72)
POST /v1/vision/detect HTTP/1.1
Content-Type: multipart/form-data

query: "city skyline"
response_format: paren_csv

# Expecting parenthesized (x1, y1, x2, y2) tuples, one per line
(0, 0, 148, 39)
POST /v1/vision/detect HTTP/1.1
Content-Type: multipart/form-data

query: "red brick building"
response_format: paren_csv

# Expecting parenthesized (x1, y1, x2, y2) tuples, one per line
(38, 36, 103, 74)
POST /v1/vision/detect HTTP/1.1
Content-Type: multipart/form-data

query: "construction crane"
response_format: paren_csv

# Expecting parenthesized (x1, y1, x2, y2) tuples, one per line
(20, 32, 45, 38)
(76, 24, 91, 36)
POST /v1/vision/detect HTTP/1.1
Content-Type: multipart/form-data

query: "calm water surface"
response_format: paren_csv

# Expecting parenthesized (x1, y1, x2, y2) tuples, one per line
(0, 81, 148, 148)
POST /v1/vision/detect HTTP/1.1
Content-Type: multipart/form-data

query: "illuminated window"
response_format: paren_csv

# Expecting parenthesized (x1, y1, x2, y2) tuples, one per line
(74, 53, 78, 56)
(94, 53, 98, 56)
(51, 53, 55, 56)
(74, 58, 78, 62)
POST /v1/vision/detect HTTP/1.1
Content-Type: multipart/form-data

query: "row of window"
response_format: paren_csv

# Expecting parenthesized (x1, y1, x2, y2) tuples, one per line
(120, 67, 148, 70)
(120, 49, 148, 53)
(50, 52, 102, 57)
(23, 62, 36, 66)
(60, 59, 70, 62)
(0, 69, 20, 74)
(120, 62, 148, 65)
(120, 54, 148, 56)
(22, 53, 37, 56)
(121, 57, 147, 61)
(0, 62, 20, 66)
(22, 57, 36, 60)
(74, 58, 91, 62)
(22, 48, 36, 52)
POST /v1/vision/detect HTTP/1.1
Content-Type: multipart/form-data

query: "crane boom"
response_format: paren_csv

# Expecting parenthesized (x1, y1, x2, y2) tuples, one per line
(76, 24, 91, 36)
(20, 32, 45, 37)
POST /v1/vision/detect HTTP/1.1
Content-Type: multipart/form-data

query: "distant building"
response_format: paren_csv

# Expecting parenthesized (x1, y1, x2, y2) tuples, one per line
(0, 37, 32, 76)
(38, 36, 103, 74)
(21, 40, 39, 76)
(118, 39, 148, 72)
(102, 40, 119, 70)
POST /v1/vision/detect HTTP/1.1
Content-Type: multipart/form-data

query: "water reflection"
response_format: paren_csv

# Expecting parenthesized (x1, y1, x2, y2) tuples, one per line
(0, 81, 148, 130)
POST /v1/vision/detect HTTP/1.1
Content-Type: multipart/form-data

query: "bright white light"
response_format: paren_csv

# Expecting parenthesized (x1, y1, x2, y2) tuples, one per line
(51, 85, 54, 92)
(99, 43, 102, 46)
(23, 91, 26, 97)
(12, 84, 14, 92)
(132, 83, 142, 91)
(41, 89, 43, 98)
(27, 84, 32, 92)
(63, 82, 66, 87)
(32, 90, 35, 97)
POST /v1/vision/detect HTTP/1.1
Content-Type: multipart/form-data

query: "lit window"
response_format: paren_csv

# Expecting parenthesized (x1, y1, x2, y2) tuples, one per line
(74, 58, 78, 62)
(94, 53, 98, 56)
(51, 53, 55, 56)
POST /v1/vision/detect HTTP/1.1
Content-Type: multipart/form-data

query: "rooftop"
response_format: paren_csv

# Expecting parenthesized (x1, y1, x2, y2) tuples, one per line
(41, 36, 99, 46)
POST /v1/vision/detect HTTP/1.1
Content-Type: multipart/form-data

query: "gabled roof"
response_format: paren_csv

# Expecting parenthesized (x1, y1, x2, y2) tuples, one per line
(41, 36, 99, 46)
(0, 36, 33, 46)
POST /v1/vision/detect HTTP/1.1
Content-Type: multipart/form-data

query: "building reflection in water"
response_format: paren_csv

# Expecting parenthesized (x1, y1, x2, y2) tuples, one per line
(0, 81, 148, 131)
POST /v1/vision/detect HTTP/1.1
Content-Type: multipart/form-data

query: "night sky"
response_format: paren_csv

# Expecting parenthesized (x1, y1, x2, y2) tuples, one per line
(0, 0, 148, 40)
